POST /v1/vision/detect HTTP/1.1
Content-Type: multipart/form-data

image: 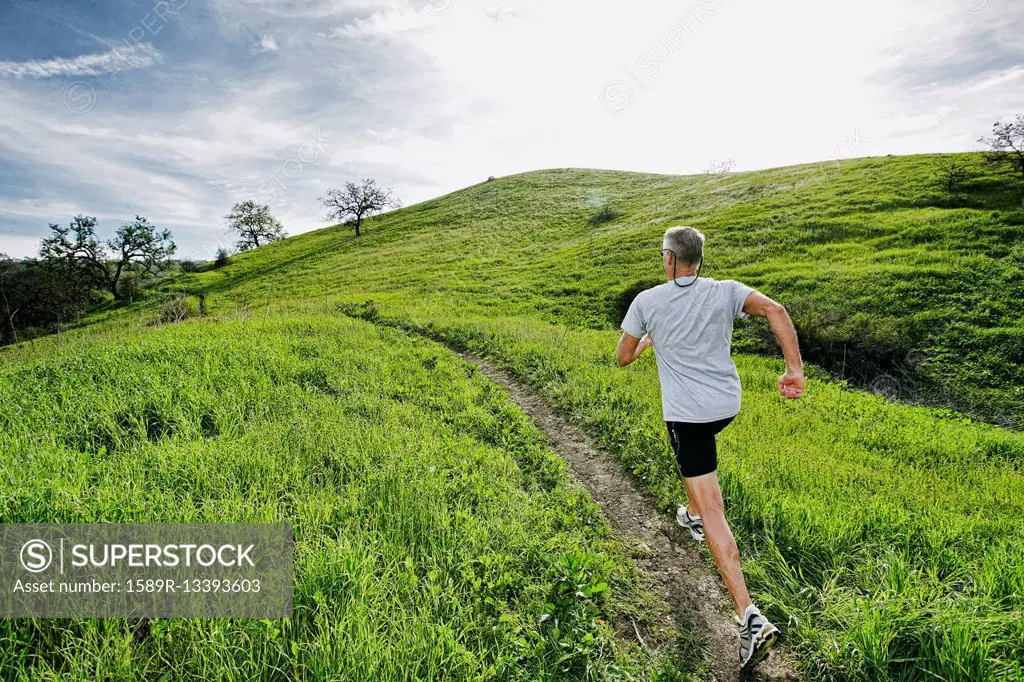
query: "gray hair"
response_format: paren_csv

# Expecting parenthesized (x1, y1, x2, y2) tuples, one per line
(662, 226, 705, 266)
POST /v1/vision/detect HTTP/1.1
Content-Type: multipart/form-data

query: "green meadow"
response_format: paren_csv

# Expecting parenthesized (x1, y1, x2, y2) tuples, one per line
(1, 316, 690, 680)
(3, 152, 1024, 680)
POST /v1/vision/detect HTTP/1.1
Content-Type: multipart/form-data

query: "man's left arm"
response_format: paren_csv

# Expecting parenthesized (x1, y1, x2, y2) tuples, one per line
(741, 291, 805, 399)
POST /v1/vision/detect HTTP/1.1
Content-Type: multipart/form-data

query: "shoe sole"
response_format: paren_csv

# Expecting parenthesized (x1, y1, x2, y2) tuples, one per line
(675, 511, 705, 542)
(741, 624, 779, 671)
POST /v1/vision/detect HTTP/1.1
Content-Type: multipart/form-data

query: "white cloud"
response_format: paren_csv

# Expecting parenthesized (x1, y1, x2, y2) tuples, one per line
(206, 0, 408, 21)
(0, 235, 44, 259)
(484, 7, 519, 22)
(331, 8, 439, 38)
(0, 43, 162, 79)
(257, 35, 279, 51)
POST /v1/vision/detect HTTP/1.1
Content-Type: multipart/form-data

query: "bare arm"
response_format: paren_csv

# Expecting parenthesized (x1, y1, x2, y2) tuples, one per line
(616, 332, 652, 367)
(742, 292, 805, 399)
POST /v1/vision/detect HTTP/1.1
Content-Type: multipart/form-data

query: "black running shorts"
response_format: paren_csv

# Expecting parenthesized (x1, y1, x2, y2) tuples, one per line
(666, 415, 736, 478)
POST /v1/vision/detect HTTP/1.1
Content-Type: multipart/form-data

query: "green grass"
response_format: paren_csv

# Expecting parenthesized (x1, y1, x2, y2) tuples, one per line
(341, 309, 1024, 681)
(0, 315, 699, 680)
(4, 152, 1024, 679)
(85, 153, 1016, 426)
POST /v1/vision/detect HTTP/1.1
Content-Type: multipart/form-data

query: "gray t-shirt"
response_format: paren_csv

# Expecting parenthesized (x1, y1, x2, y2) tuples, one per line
(621, 276, 755, 423)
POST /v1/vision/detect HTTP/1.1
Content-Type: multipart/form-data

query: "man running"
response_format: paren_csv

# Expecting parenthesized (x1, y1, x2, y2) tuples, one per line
(616, 226, 804, 670)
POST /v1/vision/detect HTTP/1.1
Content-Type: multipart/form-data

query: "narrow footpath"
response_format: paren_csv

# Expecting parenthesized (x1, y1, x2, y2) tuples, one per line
(460, 352, 802, 682)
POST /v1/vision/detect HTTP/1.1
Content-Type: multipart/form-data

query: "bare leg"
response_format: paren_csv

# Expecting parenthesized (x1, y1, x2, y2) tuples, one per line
(686, 495, 701, 518)
(676, 460, 701, 518)
(684, 471, 752, 618)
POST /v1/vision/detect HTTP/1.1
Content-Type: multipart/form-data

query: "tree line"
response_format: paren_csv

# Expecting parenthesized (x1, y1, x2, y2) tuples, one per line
(0, 178, 400, 345)
(1, 215, 176, 344)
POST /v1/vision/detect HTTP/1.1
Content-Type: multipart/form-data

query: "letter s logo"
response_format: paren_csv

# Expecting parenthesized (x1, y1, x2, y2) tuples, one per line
(20, 540, 53, 573)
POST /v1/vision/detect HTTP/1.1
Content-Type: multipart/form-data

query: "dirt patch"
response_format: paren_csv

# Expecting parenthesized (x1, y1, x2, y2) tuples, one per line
(460, 352, 802, 682)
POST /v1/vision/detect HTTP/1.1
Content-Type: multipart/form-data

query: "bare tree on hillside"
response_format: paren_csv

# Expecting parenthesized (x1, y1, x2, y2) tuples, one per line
(41, 215, 175, 300)
(225, 200, 286, 251)
(704, 159, 736, 175)
(319, 179, 401, 237)
(979, 114, 1024, 181)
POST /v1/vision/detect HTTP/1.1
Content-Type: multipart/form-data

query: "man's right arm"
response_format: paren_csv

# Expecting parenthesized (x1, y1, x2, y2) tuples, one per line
(617, 293, 649, 367)
(741, 291, 805, 399)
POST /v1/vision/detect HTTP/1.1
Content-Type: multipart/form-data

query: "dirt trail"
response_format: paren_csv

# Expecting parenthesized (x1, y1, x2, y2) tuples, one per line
(461, 353, 801, 682)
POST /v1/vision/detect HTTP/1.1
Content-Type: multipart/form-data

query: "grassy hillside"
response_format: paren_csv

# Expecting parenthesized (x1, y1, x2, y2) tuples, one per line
(170, 152, 1021, 426)
(4, 152, 1024, 680)
(0, 315, 698, 680)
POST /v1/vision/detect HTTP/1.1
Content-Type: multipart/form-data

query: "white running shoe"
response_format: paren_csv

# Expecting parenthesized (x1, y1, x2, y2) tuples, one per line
(675, 505, 705, 542)
(738, 604, 779, 670)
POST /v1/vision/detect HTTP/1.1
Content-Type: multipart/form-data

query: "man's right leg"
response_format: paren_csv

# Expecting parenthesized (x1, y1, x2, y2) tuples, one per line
(683, 471, 752, 618)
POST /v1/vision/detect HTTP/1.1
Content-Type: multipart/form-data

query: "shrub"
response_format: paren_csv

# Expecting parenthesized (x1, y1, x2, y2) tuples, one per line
(936, 157, 974, 195)
(179, 260, 200, 273)
(589, 206, 620, 225)
(214, 248, 231, 269)
(119, 272, 142, 301)
(154, 295, 200, 325)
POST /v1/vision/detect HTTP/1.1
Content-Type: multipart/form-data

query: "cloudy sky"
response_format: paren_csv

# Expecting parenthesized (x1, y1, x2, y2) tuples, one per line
(1, 0, 1021, 259)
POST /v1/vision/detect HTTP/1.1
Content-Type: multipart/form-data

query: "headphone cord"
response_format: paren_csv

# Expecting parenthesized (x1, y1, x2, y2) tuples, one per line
(670, 251, 703, 288)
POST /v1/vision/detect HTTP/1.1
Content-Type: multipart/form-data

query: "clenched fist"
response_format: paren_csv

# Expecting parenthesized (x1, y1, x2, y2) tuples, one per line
(778, 369, 805, 399)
